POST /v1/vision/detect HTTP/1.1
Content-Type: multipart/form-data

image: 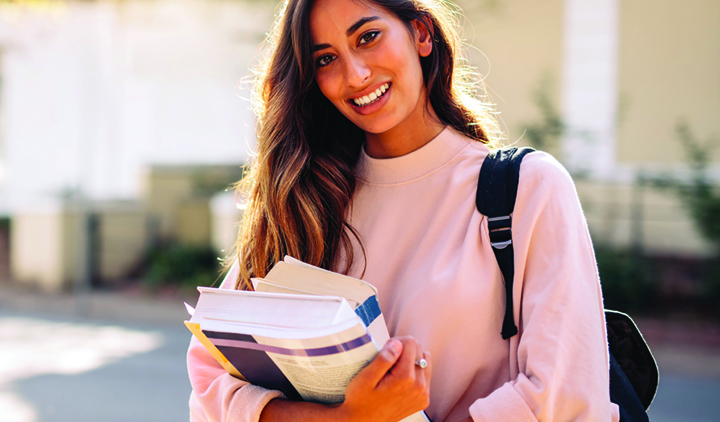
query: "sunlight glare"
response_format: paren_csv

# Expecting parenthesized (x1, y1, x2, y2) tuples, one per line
(0, 316, 164, 421)
(0, 391, 37, 422)
(0, 317, 163, 383)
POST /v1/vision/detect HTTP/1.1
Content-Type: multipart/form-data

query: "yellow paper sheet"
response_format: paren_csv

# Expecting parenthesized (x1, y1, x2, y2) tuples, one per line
(184, 321, 246, 381)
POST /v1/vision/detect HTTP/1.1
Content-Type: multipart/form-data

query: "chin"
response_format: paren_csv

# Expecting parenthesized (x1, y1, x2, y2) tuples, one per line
(350, 115, 397, 135)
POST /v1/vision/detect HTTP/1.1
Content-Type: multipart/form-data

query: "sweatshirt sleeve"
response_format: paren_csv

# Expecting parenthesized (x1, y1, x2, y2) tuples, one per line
(469, 153, 620, 422)
(187, 261, 284, 422)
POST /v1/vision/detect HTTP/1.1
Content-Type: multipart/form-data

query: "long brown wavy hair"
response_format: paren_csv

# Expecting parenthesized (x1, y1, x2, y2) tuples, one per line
(233, 0, 502, 289)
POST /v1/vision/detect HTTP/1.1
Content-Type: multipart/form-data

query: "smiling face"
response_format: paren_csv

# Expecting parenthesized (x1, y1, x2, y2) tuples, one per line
(309, 0, 442, 157)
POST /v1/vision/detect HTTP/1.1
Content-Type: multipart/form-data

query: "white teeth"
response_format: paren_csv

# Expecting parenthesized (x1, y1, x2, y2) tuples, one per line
(352, 83, 390, 107)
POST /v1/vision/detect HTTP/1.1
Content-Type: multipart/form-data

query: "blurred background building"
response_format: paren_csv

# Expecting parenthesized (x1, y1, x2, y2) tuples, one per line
(0, 0, 274, 290)
(467, 0, 719, 257)
(0, 0, 718, 313)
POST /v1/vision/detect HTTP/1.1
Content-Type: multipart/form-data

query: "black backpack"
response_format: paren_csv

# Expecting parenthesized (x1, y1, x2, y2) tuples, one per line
(476, 147, 659, 422)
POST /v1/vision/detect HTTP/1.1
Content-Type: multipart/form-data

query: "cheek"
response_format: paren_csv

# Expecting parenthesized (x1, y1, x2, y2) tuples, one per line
(375, 40, 423, 86)
(373, 43, 405, 69)
(315, 73, 343, 105)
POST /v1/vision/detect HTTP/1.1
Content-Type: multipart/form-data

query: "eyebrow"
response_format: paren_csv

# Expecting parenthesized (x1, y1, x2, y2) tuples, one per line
(347, 16, 380, 36)
(311, 16, 381, 53)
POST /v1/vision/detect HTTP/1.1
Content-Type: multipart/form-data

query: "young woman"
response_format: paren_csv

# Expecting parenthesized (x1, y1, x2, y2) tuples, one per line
(187, 0, 619, 421)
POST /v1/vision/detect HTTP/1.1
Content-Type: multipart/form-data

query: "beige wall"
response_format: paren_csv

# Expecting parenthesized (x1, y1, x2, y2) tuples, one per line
(460, 0, 720, 167)
(456, 0, 717, 256)
(460, 0, 565, 148)
(10, 202, 149, 291)
(141, 167, 196, 239)
(141, 165, 241, 246)
(10, 207, 90, 291)
(60, 211, 86, 286)
(177, 199, 212, 246)
(11, 167, 225, 290)
(617, 0, 720, 165)
(11, 211, 65, 291)
(97, 207, 148, 281)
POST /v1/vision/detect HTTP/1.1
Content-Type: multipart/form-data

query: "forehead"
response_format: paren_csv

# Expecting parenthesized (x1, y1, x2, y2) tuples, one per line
(309, 0, 390, 41)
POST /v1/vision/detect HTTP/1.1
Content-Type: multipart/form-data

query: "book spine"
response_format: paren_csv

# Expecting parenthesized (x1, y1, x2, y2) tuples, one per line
(355, 295, 381, 327)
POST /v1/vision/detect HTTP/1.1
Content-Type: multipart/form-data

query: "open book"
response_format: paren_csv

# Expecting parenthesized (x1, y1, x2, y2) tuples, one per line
(185, 256, 431, 422)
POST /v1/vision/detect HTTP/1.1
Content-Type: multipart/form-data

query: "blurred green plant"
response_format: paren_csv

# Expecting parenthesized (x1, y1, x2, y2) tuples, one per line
(671, 121, 720, 252)
(519, 74, 565, 156)
(660, 121, 720, 312)
(143, 243, 222, 290)
(598, 122, 720, 317)
(635, 121, 720, 318)
(595, 245, 657, 313)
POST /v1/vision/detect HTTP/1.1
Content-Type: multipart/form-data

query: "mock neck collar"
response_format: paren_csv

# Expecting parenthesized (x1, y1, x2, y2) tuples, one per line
(355, 127, 471, 185)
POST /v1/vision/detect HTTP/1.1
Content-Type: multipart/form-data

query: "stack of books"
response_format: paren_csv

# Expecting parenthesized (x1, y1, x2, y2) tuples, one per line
(185, 256, 430, 422)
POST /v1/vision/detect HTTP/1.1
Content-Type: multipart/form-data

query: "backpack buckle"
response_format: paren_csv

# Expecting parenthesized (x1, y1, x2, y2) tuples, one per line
(488, 216, 512, 249)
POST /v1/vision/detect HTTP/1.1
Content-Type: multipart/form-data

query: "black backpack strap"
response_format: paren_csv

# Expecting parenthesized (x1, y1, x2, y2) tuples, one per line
(476, 147, 535, 340)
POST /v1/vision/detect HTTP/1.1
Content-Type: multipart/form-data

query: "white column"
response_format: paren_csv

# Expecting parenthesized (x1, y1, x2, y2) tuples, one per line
(561, 0, 619, 179)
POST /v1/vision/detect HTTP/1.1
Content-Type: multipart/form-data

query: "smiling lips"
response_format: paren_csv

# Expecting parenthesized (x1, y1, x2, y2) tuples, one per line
(351, 82, 390, 107)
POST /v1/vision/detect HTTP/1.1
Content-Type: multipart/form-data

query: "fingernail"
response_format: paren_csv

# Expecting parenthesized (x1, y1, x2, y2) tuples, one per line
(387, 339, 402, 357)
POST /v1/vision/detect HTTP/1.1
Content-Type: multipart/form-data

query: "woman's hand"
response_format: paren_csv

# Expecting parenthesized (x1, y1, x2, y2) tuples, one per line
(259, 337, 432, 422)
(337, 336, 432, 422)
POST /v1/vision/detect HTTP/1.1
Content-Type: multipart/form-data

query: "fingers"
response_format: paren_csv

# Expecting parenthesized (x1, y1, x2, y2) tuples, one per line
(408, 341, 430, 390)
(355, 336, 432, 397)
(413, 339, 423, 369)
(406, 340, 432, 397)
(419, 350, 432, 395)
(391, 338, 430, 410)
(353, 338, 403, 388)
(341, 337, 431, 422)
(391, 337, 418, 377)
(391, 337, 428, 378)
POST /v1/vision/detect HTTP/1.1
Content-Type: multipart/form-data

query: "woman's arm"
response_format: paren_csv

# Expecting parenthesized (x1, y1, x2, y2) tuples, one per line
(468, 153, 619, 422)
(188, 334, 284, 422)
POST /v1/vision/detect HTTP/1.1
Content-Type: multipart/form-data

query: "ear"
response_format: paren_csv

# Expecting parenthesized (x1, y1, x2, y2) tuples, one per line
(412, 18, 434, 58)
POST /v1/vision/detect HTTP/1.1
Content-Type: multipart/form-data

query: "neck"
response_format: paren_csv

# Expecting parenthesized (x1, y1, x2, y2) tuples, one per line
(364, 93, 446, 159)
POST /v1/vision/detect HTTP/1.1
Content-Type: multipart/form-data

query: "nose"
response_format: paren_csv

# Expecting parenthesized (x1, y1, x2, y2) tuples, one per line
(343, 52, 371, 88)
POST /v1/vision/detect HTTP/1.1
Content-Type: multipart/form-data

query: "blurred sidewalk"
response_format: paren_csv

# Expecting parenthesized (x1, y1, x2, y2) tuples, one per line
(0, 282, 195, 327)
(0, 281, 719, 380)
(634, 317, 720, 381)
(0, 282, 193, 422)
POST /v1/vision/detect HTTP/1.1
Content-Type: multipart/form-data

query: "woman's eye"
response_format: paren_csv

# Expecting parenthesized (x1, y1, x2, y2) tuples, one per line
(358, 30, 379, 45)
(316, 54, 335, 67)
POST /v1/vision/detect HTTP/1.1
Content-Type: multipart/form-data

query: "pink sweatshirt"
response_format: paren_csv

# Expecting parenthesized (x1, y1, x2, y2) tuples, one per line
(186, 128, 620, 421)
